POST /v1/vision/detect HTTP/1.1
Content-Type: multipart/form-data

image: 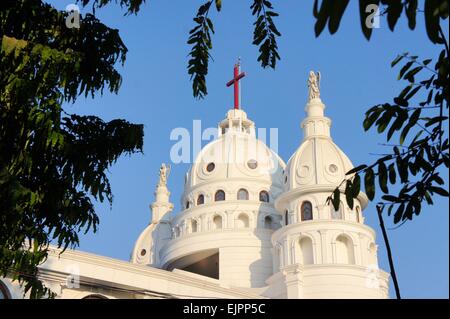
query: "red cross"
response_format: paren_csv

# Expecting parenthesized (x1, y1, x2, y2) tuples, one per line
(226, 59, 246, 109)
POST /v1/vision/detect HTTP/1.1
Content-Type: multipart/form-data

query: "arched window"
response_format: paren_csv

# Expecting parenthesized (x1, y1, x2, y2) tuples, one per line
(331, 202, 343, 220)
(185, 201, 191, 209)
(301, 201, 313, 221)
(356, 206, 361, 223)
(285, 210, 289, 225)
(191, 219, 198, 233)
(215, 190, 225, 202)
(264, 216, 274, 229)
(197, 194, 205, 205)
(82, 294, 108, 299)
(0, 280, 11, 299)
(236, 213, 249, 228)
(299, 237, 314, 265)
(237, 188, 249, 200)
(213, 215, 222, 230)
(335, 235, 355, 264)
(259, 190, 270, 203)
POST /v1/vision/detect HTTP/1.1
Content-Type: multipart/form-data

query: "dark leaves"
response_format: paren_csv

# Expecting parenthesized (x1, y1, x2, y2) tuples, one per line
(378, 162, 389, 193)
(315, 0, 447, 44)
(187, 1, 216, 99)
(80, 0, 146, 15)
(405, 0, 418, 29)
(346, 164, 368, 175)
(424, 0, 445, 44)
(1, 0, 144, 298)
(332, 188, 341, 211)
(384, 0, 403, 31)
(345, 180, 354, 209)
(365, 168, 376, 200)
(251, 0, 281, 69)
(359, 0, 381, 40)
(331, 49, 448, 224)
(215, 0, 222, 11)
(314, 0, 350, 36)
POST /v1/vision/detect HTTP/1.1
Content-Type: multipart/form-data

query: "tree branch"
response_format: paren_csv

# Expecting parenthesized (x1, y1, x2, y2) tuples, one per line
(376, 204, 401, 299)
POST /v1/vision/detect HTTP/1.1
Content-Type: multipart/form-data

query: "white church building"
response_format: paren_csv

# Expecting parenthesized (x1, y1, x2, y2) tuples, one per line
(1, 69, 390, 299)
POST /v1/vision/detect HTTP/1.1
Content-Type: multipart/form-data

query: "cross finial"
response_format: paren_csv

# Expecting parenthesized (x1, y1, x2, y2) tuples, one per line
(226, 58, 246, 109)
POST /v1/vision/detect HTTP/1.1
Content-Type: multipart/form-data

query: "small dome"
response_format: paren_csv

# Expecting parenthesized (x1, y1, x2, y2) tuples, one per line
(184, 109, 285, 196)
(284, 98, 354, 191)
(284, 137, 354, 191)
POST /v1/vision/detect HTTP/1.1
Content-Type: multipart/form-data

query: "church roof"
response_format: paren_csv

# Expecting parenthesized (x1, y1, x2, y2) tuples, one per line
(184, 108, 286, 195)
(283, 97, 355, 191)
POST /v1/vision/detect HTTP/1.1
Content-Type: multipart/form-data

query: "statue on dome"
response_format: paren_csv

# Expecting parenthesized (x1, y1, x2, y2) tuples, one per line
(158, 163, 171, 186)
(307, 71, 321, 101)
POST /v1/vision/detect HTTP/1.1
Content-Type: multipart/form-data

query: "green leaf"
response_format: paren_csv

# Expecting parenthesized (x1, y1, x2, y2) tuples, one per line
(399, 124, 412, 145)
(394, 97, 409, 107)
(405, 0, 418, 30)
(364, 167, 375, 200)
(404, 66, 423, 82)
(378, 162, 389, 193)
(391, 54, 404, 67)
(332, 188, 341, 211)
(314, 0, 330, 36)
(382, 195, 399, 202)
(346, 164, 368, 175)
(424, 0, 443, 44)
(386, 0, 403, 31)
(345, 180, 354, 209)
(387, 204, 394, 216)
(376, 111, 394, 133)
(328, 0, 350, 34)
(363, 107, 383, 130)
(352, 174, 361, 197)
(424, 191, 434, 205)
(388, 163, 397, 184)
(215, 0, 222, 11)
(404, 85, 421, 100)
(396, 156, 409, 183)
(430, 186, 450, 196)
(425, 116, 448, 127)
(393, 203, 405, 223)
(398, 61, 414, 80)
(251, 0, 281, 69)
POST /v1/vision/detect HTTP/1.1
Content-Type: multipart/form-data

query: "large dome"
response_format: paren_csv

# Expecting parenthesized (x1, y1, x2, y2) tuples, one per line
(162, 108, 287, 288)
(182, 109, 285, 206)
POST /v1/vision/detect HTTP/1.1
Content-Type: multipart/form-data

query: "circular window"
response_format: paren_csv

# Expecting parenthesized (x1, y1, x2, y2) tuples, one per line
(329, 164, 338, 173)
(140, 249, 147, 256)
(247, 159, 258, 169)
(206, 162, 215, 172)
(299, 165, 310, 177)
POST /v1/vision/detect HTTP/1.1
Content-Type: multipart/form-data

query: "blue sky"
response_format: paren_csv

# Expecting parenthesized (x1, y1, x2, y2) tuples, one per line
(48, 1, 448, 298)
